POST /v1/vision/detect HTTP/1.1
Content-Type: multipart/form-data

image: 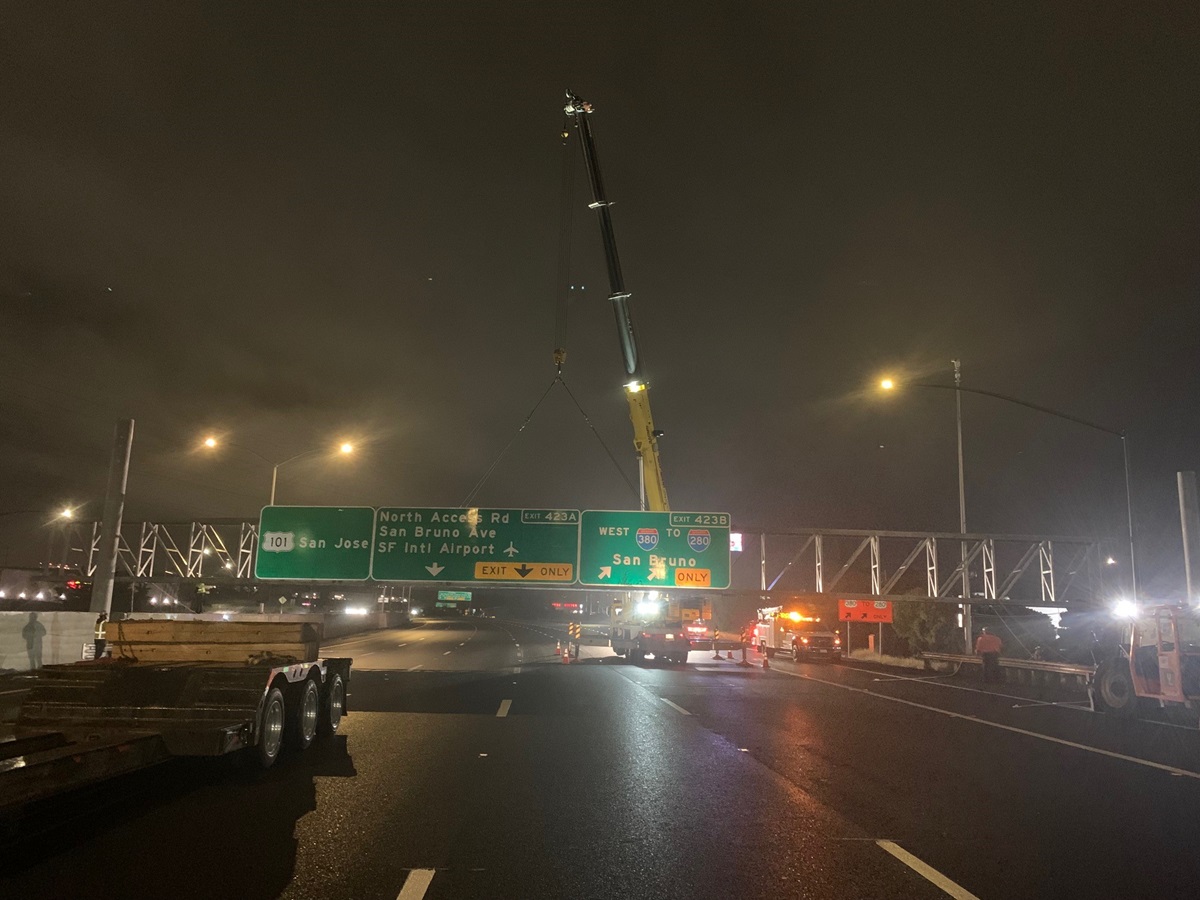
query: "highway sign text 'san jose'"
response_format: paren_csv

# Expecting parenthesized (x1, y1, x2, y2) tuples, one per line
(371, 508, 579, 583)
(578, 510, 731, 589)
(255, 506, 375, 581)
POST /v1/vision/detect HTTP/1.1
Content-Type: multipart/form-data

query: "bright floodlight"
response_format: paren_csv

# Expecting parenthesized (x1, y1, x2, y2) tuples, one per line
(59, 507, 74, 519)
(339, 442, 354, 454)
(880, 378, 895, 391)
(203, 436, 217, 448)
(635, 600, 660, 616)
(1105, 557, 1117, 566)
(1112, 599, 1138, 619)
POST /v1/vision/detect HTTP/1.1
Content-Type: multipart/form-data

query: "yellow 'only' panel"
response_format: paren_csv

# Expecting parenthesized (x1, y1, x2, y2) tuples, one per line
(474, 561, 575, 582)
(674, 568, 712, 587)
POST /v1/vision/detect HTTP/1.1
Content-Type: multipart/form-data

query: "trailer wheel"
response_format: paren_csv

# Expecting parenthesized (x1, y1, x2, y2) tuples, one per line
(792, 643, 801, 662)
(1095, 658, 1138, 717)
(255, 687, 286, 768)
(289, 678, 321, 750)
(320, 672, 345, 736)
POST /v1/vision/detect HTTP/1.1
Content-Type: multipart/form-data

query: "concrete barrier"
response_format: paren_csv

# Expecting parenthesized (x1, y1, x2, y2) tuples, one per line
(0, 611, 96, 672)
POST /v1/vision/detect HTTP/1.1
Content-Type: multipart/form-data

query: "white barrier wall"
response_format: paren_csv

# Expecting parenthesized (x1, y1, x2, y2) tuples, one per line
(0, 611, 95, 672)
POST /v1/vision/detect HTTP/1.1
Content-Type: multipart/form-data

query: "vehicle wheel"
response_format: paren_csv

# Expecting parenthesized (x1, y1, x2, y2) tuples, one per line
(288, 678, 321, 750)
(1095, 658, 1138, 717)
(628, 646, 642, 664)
(319, 672, 345, 736)
(255, 687, 286, 768)
(792, 643, 801, 662)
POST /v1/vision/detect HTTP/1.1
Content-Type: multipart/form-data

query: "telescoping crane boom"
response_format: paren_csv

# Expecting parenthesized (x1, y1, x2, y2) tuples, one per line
(563, 91, 669, 512)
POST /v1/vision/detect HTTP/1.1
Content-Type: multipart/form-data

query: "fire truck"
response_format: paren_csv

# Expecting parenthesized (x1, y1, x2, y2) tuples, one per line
(754, 606, 842, 661)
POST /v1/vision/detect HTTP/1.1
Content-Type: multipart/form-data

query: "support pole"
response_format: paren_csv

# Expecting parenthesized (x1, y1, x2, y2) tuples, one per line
(1123, 436, 1138, 600)
(759, 533, 767, 592)
(90, 419, 135, 616)
(954, 360, 972, 652)
(1179, 471, 1200, 601)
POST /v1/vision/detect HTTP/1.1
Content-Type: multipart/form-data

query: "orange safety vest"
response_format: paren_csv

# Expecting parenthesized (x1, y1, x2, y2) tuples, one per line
(975, 633, 1002, 654)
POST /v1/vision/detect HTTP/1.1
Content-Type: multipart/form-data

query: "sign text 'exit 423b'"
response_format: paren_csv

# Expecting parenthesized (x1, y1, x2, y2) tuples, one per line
(577, 510, 731, 589)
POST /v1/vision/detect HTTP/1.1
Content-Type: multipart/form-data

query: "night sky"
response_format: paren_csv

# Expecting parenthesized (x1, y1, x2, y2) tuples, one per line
(2, 3, 1198, 596)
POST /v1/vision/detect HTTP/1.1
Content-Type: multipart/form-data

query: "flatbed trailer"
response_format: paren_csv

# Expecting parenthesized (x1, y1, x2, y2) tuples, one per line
(1, 619, 351, 819)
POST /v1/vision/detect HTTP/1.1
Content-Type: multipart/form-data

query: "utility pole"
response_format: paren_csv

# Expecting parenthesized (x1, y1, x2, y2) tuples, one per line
(90, 419, 135, 616)
(1179, 472, 1200, 601)
(954, 360, 971, 653)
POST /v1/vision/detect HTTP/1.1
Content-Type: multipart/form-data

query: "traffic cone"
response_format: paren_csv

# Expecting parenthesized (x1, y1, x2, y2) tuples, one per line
(556, 640, 561, 654)
(726, 650, 734, 660)
(762, 652, 770, 670)
(562, 646, 570, 665)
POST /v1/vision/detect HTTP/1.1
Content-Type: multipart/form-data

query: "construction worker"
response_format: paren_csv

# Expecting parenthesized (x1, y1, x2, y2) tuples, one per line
(974, 627, 1003, 683)
(94, 612, 108, 659)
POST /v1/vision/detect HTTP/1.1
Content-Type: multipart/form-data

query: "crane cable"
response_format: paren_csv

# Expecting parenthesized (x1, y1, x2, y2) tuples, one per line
(553, 118, 574, 372)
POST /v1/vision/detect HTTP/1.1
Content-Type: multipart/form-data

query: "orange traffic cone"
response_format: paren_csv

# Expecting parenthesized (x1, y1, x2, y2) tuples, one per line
(562, 646, 570, 665)
(726, 650, 734, 660)
(556, 640, 561, 654)
(762, 652, 770, 670)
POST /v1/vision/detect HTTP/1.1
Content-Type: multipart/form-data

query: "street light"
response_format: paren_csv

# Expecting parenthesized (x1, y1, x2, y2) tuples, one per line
(202, 436, 355, 505)
(879, 366, 1138, 613)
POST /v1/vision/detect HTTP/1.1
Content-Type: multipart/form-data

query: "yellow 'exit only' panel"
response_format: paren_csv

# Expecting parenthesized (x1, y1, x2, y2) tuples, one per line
(474, 561, 575, 582)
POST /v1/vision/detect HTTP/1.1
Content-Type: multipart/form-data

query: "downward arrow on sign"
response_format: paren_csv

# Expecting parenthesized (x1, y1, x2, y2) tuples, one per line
(426, 562, 445, 576)
(514, 564, 533, 578)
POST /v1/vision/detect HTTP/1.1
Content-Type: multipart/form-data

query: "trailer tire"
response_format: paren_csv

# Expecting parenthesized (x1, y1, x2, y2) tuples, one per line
(289, 678, 321, 750)
(255, 687, 286, 768)
(320, 672, 345, 736)
(1095, 658, 1138, 717)
(792, 643, 801, 662)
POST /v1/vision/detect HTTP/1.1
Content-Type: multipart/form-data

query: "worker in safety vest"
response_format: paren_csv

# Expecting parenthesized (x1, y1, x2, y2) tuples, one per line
(94, 613, 108, 659)
(974, 627, 1003, 683)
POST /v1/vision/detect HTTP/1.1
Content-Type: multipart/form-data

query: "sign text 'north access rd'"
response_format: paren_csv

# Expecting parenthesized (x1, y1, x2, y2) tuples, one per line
(371, 508, 579, 583)
(578, 510, 731, 589)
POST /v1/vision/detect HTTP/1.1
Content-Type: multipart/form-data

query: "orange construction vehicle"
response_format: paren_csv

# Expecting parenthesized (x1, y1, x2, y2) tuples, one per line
(1091, 604, 1200, 717)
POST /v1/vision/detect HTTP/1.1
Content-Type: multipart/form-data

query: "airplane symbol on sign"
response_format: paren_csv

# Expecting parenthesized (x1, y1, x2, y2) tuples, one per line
(503, 542, 519, 557)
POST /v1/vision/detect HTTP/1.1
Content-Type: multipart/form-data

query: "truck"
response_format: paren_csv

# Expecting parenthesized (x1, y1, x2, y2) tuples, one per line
(1090, 604, 1200, 718)
(609, 595, 700, 665)
(1, 618, 350, 818)
(563, 92, 695, 664)
(754, 606, 843, 662)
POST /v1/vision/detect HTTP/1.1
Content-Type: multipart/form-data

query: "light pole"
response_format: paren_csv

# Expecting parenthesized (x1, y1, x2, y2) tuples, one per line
(203, 437, 354, 505)
(880, 372, 1138, 610)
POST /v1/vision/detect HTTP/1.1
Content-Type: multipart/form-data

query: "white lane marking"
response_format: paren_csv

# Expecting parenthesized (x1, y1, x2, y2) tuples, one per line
(396, 868, 436, 900)
(443, 650, 452, 656)
(408, 664, 424, 671)
(497, 699, 512, 717)
(782, 669, 1200, 780)
(876, 841, 980, 900)
(459, 642, 466, 647)
(398, 643, 408, 648)
(660, 698, 692, 716)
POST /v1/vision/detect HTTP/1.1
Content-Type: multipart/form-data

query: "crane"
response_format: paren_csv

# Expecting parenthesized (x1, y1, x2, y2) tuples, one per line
(563, 91, 670, 512)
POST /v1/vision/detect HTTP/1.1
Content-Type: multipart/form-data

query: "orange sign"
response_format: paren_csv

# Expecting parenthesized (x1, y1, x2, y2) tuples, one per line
(838, 599, 893, 623)
(674, 568, 712, 587)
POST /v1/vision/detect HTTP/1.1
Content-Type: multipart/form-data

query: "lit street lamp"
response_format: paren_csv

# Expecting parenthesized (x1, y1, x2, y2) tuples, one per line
(879, 367, 1138, 622)
(202, 437, 354, 505)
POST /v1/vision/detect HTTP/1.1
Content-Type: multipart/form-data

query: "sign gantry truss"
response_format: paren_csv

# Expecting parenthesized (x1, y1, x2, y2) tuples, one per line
(60, 519, 1107, 605)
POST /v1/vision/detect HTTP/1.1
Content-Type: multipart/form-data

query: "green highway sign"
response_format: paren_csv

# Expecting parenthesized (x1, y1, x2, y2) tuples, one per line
(371, 508, 580, 583)
(255, 506, 375, 581)
(437, 590, 472, 603)
(578, 510, 731, 589)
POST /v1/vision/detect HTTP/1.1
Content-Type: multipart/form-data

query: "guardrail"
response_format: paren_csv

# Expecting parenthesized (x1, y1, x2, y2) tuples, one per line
(919, 651, 1094, 687)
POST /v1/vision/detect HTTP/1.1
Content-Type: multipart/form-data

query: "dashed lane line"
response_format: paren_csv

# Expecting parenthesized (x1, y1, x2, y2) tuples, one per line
(497, 699, 512, 717)
(443, 651, 452, 656)
(660, 698, 692, 716)
(779, 668, 1200, 780)
(876, 841, 980, 900)
(396, 868, 436, 900)
(408, 664, 424, 671)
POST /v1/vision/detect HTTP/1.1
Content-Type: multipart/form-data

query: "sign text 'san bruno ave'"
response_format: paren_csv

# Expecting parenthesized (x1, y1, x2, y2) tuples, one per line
(577, 510, 731, 589)
(371, 508, 579, 583)
(255, 506, 375, 581)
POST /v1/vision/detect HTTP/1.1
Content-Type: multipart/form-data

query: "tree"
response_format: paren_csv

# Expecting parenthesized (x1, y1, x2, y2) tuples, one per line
(891, 598, 959, 654)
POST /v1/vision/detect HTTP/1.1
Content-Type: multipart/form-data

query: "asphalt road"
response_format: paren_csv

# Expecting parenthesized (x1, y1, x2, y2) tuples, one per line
(4, 617, 1200, 899)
